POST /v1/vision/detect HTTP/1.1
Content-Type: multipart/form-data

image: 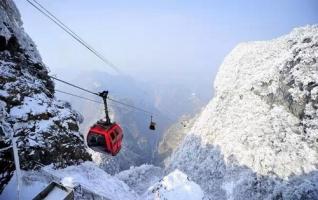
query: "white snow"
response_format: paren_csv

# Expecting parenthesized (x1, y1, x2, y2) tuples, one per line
(0, 90, 9, 98)
(184, 25, 318, 178)
(116, 164, 163, 195)
(1, 162, 138, 200)
(35, 119, 53, 133)
(143, 169, 204, 200)
(1, 162, 205, 200)
(10, 95, 49, 120)
(168, 25, 318, 199)
(44, 162, 139, 200)
(1, 171, 48, 200)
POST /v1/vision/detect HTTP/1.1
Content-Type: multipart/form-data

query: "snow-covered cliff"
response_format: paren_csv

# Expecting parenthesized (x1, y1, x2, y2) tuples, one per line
(168, 25, 318, 199)
(1, 162, 204, 200)
(0, 0, 91, 193)
(158, 114, 197, 166)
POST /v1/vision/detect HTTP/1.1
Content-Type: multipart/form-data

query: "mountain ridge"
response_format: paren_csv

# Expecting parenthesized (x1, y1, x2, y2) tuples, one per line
(168, 25, 318, 199)
(0, 0, 91, 193)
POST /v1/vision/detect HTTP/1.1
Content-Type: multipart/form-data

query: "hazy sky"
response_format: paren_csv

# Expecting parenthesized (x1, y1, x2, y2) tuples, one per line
(14, 0, 318, 86)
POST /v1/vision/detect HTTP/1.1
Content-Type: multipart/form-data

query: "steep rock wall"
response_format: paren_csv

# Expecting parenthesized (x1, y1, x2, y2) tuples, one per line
(0, 0, 91, 193)
(169, 25, 318, 200)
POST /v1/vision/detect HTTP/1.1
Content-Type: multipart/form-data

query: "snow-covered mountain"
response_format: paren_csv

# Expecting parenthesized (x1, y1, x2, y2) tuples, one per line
(168, 25, 318, 199)
(0, 0, 90, 193)
(1, 162, 204, 200)
(158, 114, 198, 165)
(2, 0, 318, 199)
(0, 1, 204, 199)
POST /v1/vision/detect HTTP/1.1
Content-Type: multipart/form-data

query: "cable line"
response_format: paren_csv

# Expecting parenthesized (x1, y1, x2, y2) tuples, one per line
(55, 89, 154, 116)
(25, 0, 160, 121)
(51, 76, 155, 116)
(54, 79, 187, 128)
(31, 0, 90, 46)
(108, 97, 153, 115)
(26, 0, 121, 74)
(49, 75, 98, 96)
(55, 89, 102, 104)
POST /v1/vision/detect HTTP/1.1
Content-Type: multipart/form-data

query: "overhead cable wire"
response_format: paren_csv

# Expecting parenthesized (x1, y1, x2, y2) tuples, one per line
(51, 79, 189, 129)
(26, 0, 121, 74)
(31, 0, 90, 46)
(107, 97, 154, 115)
(49, 75, 99, 96)
(55, 89, 154, 116)
(55, 87, 188, 128)
(25, 0, 157, 118)
(52, 76, 155, 116)
(31, 0, 107, 68)
(55, 89, 102, 104)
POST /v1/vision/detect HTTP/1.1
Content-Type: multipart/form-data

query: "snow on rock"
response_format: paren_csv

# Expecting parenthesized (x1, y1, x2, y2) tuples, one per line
(116, 164, 163, 195)
(158, 114, 199, 167)
(1, 160, 204, 200)
(44, 162, 139, 200)
(1, 170, 50, 200)
(1, 162, 140, 200)
(143, 169, 204, 200)
(168, 25, 318, 199)
(0, 101, 14, 193)
(0, 0, 91, 194)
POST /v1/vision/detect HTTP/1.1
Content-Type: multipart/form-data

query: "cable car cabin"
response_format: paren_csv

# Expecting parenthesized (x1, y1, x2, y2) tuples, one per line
(149, 121, 156, 130)
(87, 122, 123, 156)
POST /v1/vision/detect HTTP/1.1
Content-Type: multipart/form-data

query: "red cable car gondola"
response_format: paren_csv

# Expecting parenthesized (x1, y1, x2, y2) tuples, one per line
(87, 122, 123, 156)
(87, 91, 123, 156)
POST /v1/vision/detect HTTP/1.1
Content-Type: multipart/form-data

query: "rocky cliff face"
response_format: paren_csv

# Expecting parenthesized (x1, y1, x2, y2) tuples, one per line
(0, 0, 91, 193)
(168, 25, 318, 199)
(158, 115, 197, 166)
